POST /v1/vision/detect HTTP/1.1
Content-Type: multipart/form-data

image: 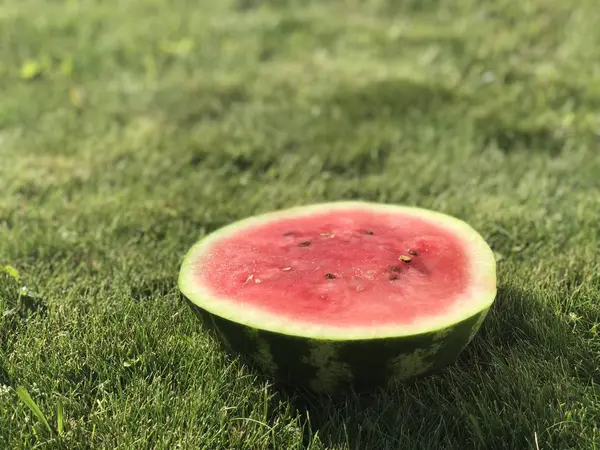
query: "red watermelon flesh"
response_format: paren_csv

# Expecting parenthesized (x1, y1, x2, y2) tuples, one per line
(195, 207, 470, 327)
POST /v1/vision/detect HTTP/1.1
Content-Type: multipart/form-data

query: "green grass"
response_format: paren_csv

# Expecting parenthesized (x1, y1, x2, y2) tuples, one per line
(1, 0, 600, 448)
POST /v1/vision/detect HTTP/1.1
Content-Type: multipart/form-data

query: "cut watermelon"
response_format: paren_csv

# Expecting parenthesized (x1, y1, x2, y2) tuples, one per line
(178, 202, 496, 394)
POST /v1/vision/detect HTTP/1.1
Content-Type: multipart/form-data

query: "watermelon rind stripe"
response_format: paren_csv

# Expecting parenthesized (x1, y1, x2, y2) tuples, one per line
(186, 299, 490, 394)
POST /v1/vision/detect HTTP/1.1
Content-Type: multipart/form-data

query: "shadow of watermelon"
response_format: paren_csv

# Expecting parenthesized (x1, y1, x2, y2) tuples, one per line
(181, 278, 596, 448)
(294, 285, 586, 448)
(461, 285, 573, 366)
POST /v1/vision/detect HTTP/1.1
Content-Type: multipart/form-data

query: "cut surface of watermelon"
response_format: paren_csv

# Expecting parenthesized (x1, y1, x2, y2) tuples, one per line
(178, 202, 497, 393)
(180, 202, 495, 339)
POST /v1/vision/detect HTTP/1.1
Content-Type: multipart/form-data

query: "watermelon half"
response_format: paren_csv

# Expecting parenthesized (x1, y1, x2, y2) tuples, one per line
(178, 202, 496, 394)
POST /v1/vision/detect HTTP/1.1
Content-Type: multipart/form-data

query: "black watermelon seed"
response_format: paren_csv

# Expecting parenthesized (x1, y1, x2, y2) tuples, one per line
(283, 231, 294, 236)
(364, 230, 374, 235)
(325, 273, 336, 279)
(407, 249, 418, 256)
(298, 240, 311, 247)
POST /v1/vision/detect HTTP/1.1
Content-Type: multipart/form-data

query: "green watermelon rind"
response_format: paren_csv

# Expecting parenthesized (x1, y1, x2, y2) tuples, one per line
(178, 201, 497, 393)
(186, 300, 490, 393)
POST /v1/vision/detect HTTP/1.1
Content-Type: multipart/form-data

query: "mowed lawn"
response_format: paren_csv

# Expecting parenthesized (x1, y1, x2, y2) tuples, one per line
(1, 0, 600, 448)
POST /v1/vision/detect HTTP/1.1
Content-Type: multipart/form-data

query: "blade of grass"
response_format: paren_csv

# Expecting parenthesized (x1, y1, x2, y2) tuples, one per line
(57, 402, 64, 436)
(15, 386, 53, 435)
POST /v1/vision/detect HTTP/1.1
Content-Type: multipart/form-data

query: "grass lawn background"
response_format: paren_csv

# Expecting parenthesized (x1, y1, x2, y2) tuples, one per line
(1, 0, 599, 448)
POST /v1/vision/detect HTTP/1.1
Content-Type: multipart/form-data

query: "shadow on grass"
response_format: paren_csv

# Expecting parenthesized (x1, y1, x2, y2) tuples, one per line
(154, 81, 248, 128)
(0, 273, 48, 342)
(0, 274, 47, 391)
(287, 285, 579, 448)
(476, 117, 566, 156)
(235, 0, 313, 11)
(194, 284, 578, 448)
(0, 363, 10, 387)
(235, 0, 445, 14)
(326, 78, 457, 122)
(130, 276, 177, 302)
(323, 75, 571, 157)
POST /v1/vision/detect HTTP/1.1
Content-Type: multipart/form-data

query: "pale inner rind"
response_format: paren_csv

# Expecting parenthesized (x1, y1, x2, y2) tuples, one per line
(178, 202, 497, 340)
